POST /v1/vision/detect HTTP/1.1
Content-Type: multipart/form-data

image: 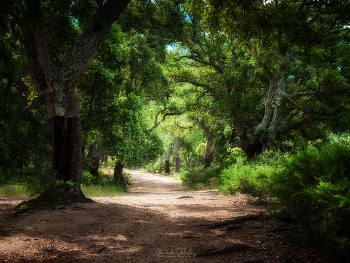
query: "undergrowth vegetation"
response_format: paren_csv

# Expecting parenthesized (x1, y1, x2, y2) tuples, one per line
(81, 170, 131, 195)
(0, 167, 130, 198)
(179, 133, 350, 256)
(179, 166, 221, 188)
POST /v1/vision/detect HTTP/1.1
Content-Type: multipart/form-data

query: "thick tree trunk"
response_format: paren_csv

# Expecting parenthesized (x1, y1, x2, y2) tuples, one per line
(114, 162, 124, 183)
(50, 116, 86, 201)
(18, 0, 131, 203)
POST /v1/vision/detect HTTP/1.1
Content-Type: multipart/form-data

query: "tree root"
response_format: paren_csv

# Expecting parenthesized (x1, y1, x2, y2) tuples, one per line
(12, 183, 93, 215)
(194, 243, 254, 258)
(209, 214, 261, 228)
(219, 223, 244, 231)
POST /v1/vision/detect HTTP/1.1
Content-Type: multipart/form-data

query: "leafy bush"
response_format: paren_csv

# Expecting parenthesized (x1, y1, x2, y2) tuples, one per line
(180, 166, 221, 188)
(222, 147, 248, 167)
(218, 153, 284, 202)
(23, 167, 52, 195)
(217, 138, 350, 254)
(272, 139, 350, 253)
(81, 171, 97, 186)
(144, 158, 164, 174)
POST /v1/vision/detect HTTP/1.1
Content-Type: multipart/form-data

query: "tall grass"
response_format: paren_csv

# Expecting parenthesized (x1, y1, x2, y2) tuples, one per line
(81, 185, 127, 196)
(0, 184, 128, 198)
(0, 184, 32, 197)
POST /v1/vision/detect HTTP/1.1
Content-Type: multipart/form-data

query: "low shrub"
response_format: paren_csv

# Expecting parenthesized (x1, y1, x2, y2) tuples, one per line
(180, 166, 221, 188)
(144, 158, 164, 174)
(222, 147, 248, 167)
(218, 153, 284, 203)
(272, 139, 350, 254)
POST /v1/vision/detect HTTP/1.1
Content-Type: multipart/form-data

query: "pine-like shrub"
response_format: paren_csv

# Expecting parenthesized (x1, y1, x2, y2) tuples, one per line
(272, 138, 350, 254)
(218, 153, 284, 202)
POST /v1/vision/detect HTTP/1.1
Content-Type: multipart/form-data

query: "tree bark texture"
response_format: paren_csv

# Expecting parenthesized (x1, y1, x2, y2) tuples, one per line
(263, 76, 287, 151)
(254, 50, 295, 151)
(50, 116, 84, 199)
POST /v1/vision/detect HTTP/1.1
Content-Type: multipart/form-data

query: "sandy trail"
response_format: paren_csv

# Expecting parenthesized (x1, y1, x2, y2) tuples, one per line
(0, 170, 332, 263)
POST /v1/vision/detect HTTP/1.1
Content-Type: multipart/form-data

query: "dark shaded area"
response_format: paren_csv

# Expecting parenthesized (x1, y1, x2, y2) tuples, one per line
(245, 142, 263, 159)
(0, 198, 347, 263)
(50, 116, 88, 202)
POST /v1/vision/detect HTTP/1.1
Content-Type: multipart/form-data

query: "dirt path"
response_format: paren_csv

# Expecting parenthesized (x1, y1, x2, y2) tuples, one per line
(0, 170, 337, 262)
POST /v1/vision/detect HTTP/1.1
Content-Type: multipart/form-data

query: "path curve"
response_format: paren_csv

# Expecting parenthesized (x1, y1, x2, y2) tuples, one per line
(0, 169, 319, 263)
(126, 169, 183, 194)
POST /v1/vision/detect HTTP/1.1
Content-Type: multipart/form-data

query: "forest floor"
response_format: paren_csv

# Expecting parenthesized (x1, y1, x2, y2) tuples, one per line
(0, 169, 344, 263)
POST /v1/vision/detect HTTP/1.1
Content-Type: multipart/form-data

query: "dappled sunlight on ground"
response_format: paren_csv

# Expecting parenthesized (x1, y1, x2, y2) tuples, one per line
(0, 170, 341, 262)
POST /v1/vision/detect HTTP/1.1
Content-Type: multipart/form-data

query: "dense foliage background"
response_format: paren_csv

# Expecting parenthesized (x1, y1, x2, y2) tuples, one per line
(1, 0, 350, 256)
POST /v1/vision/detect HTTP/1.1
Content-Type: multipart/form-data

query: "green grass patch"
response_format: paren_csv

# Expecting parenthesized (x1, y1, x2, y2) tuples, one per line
(81, 185, 127, 196)
(0, 184, 32, 197)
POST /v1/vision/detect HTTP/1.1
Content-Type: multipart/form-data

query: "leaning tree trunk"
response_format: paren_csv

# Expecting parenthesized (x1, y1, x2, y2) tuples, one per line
(254, 49, 295, 151)
(263, 76, 287, 152)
